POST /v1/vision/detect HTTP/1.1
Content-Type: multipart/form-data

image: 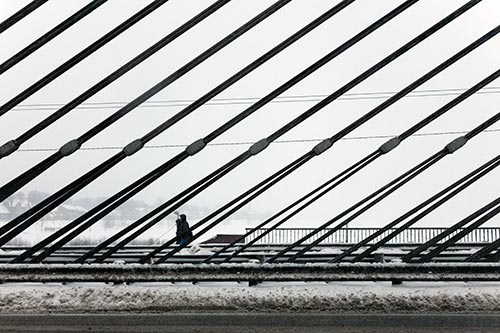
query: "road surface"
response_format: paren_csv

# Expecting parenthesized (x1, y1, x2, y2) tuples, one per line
(1, 313, 500, 332)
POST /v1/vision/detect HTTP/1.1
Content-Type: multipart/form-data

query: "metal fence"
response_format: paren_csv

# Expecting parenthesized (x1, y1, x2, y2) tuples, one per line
(245, 227, 500, 245)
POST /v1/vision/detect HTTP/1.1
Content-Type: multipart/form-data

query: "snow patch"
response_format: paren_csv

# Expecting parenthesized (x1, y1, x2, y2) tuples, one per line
(188, 244, 213, 255)
(1, 282, 500, 314)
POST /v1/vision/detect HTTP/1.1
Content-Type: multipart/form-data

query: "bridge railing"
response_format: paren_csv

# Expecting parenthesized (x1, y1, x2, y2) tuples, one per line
(245, 227, 500, 245)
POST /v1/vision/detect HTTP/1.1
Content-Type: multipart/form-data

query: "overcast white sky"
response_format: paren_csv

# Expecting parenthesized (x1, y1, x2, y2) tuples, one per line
(0, 0, 499, 233)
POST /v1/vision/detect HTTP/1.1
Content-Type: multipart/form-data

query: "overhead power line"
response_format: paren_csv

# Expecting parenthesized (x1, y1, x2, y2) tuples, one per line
(10, 86, 500, 112)
(14, 128, 500, 153)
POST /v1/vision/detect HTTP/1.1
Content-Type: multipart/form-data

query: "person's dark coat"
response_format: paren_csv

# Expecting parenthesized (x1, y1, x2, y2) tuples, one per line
(176, 214, 192, 244)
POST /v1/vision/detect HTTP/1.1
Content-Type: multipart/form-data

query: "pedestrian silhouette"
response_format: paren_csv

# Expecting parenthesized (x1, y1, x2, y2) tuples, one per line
(175, 212, 192, 246)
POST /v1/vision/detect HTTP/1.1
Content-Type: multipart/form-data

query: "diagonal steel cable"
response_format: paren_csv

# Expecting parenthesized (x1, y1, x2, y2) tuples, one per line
(20, 152, 246, 263)
(347, 157, 500, 263)
(266, 78, 500, 263)
(349, 154, 500, 262)
(0, 0, 232, 160)
(266, 153, 445, 263)
(150, 2, 486, 264)
(401, 195, 500, 262)
(0, 0, 108, 75)
(410, 196, 500, 263)
(9, 0, 417, 261)
(0, 0, 171, 118)
(0, 0, 292, 201)
(332, 126, 500, 262)
(203, 28, 500, 263)
(315, 106, 500, 263)
(203, 152, 380, 263)
(0, 0, 48, 35)
(139, 154, 313, 264)
(0, 0, 294, 208)
(463, 205, 500, 262)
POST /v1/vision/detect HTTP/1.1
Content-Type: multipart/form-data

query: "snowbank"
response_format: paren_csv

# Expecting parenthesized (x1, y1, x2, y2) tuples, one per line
(1, 281, 500, 314)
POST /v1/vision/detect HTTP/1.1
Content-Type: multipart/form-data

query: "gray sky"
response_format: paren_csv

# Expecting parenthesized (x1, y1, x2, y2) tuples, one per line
(0, 0, 499, 232)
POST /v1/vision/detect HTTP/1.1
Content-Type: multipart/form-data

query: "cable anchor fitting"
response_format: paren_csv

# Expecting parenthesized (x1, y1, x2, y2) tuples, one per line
(59, 139, 81, 156)
(123, 139, 144, 156)
(379, 137, 401, 154)
(249, 138, 269, 156)
(0, 140, 19, 158)
(313, 139, 333, 155)
(445, 136, 468, 154)
(186, 139, 206, 156)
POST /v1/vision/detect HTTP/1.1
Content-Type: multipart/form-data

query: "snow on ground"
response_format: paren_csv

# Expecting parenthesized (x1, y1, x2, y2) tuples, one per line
(1, 281, 500, 314)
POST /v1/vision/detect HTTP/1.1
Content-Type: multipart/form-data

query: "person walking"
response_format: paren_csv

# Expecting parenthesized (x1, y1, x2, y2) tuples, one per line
(175, 212, 193, 246)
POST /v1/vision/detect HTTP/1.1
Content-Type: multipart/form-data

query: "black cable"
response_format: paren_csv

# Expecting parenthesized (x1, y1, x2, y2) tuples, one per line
(269, 90, 500, 263)
(13, 0, 476, 264)
(75, 151, 303, 263)
(278, 72, 499, 262)
(400, 110, 500, 262)
(0, 0, 171, 118)
(203, 151, 380, 263)
(337, 149, 500, 263)
(206, 29, 500, 263)
(0, 0, 48, 35)
(266, 152, 445, 263)
(337, 154, 500, 263)
(5, 0, 414, 260)
(0, 0, 232, 159)
(351, 156, 500, 263)
(118, 0, 438, 263)
(0, 0, 107, 75)
(480, 219, 500, 263)
(413, 196, 500, 263)
(0, 0, 292, 202)
(115, 0, 481, 263)
(12, 152, 190, 262)
(402, 196, 500, 262)
(463, 205, 500, 262)
(91, 153, 311, 263)
(5, 0, 352, 191)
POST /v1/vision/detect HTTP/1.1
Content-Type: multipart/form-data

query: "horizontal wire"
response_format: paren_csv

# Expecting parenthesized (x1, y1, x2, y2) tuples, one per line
(15, 128, 500, 152)
(9, 87, 500, 112)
